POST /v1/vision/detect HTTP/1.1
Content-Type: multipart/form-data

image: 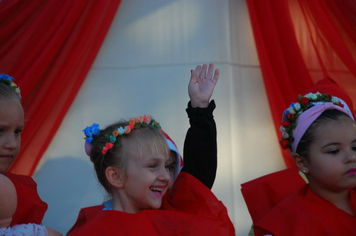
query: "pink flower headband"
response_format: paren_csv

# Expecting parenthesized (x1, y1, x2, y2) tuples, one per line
(280, 92, 354, 154)
(83, 115, 161, 156)
(0, 74, 21, 99)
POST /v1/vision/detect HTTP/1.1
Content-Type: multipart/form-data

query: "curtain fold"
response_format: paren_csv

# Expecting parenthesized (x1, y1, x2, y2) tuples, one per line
(247, 0, 356, 166)
(0, 0, 122, 175)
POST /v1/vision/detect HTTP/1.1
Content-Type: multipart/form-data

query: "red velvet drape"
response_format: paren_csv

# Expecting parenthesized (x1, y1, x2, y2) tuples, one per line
(0, 0, 121, 175)
(247, 0, 356, 166)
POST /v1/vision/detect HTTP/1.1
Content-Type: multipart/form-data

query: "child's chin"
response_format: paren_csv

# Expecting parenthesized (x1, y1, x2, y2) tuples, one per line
(150, 201, 163, 210)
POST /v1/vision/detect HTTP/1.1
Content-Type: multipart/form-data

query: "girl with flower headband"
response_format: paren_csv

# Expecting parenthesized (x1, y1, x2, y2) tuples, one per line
(250, 81, 356, 235)
(68, 64, 235, 235)
(0, 74, 62, 235)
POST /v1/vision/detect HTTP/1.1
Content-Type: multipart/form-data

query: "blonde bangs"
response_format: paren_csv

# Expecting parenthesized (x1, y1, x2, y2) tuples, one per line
(121, 127, 169, 160)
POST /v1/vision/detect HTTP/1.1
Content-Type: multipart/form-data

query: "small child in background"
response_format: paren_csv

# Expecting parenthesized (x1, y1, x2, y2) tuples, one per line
(253, 90, 356, 235)
(0, 75, 61, 235)
(68, 64, 234, 235)
(0, 174, 61, 236)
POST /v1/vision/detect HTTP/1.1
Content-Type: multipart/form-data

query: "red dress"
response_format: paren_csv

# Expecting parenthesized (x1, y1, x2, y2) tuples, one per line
(6, 172, 48, 226)
(241, 166, 306, 224)
(67, 172, 235, 236)
(254, 185, 356, 235)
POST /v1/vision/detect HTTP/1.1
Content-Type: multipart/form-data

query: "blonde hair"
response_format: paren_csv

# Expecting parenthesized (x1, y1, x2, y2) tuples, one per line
(89, 120, 169, 194)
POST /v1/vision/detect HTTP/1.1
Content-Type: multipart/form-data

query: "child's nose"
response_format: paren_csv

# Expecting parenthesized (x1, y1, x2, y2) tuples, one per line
(345, 152, 356, 164)
(158, 166, 171, 182)
(4, 134, 19, 150)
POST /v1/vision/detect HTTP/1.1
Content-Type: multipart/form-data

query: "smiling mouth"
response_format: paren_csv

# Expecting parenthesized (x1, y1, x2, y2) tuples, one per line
(150, 187, 164, 197)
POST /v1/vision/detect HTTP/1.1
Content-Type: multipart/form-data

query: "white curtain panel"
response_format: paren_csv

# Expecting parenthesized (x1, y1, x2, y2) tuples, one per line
(34, 0, 286, 235)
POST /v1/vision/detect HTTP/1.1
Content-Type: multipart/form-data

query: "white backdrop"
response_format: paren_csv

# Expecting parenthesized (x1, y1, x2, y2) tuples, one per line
(33, 0, 286, 235)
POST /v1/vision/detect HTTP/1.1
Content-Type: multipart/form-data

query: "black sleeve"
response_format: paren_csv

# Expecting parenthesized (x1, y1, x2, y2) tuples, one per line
(181, 100, 217, 189)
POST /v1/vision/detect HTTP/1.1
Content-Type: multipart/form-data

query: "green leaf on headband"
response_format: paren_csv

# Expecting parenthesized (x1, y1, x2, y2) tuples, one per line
(115, 139, 121, 147)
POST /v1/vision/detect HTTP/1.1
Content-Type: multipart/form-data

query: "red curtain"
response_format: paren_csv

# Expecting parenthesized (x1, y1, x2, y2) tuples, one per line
(0, 0, 121, 175)
(247, 0, 356, 166)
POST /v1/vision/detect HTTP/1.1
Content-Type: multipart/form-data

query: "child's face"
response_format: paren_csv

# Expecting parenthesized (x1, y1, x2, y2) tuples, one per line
(306, 117, 356, 193)
(120, 148, 171, 213)
(0, 99, 24, 173)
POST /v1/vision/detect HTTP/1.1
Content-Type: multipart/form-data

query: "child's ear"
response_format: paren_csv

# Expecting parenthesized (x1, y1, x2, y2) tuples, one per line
(292, 153, 309, 174)
(105, 166, 124, 189)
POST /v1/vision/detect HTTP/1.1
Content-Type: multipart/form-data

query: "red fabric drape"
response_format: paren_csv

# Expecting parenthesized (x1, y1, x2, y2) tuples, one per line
(0, 0, 121, 175)
(247, 0, 356, 166)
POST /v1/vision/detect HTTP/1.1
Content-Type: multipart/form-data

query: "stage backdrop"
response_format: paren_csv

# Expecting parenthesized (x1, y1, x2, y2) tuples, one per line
(31, 1, 284, 235)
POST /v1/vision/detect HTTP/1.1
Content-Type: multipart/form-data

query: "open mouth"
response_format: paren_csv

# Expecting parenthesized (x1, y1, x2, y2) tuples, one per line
(150, 187, 164, 197)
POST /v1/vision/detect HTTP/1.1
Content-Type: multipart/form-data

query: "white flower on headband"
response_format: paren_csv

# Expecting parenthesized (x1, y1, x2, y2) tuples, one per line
(288, 107, 296, 115)
(118, 127, 125, 135)
(279, 92, 345, 150)
(304, 93, 318, 100)
(293, 103, 301, 112)
(331, 96, 339, 104)
(83, 115, 161, 155)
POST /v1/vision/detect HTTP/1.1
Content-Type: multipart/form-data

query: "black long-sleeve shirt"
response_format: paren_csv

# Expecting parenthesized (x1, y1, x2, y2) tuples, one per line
(182, 100, 217, 189)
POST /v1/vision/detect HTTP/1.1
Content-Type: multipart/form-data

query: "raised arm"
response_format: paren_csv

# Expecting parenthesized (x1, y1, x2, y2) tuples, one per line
(182, 64, 218, 189)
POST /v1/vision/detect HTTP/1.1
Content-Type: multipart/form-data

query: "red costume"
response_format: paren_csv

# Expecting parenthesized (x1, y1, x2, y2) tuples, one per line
(241, 166, 305, 224)
(68, 172, 235, 236)
(254, 185, 356, 235)
(6, 172, 48, 226)
(241, 78, 356, 235)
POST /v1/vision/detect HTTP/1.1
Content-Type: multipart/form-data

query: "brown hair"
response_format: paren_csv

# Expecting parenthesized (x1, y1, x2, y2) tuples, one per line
(296, 109, 353, 159)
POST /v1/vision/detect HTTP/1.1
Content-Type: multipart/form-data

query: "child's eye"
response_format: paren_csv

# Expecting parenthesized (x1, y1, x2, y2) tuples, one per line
(0, 129, 3, 134)
(327, 149, 339, 155)
(165, 164, 174, 172)
(148, 164, 157, 169)
(165, 162, 176, 172)
(352, 146, 356, 151)
(15, 129, 22, 135)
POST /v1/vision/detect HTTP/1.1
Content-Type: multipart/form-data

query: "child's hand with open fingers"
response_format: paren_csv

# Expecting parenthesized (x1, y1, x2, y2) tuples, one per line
(188, 63, 219, 108)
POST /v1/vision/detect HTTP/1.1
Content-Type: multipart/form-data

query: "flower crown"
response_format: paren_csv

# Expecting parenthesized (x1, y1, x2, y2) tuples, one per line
(0, 74, 21, 99)
(83, 115, 161, 155)
(280, 92, 344, 151)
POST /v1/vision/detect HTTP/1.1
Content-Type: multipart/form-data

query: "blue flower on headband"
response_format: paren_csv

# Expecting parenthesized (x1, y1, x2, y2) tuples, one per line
(0, 74, 21, 99)
(83, 127, 92, 137)
(83, 123, 100, 144)
(0, 74, 14, 82)
(91, 124, 100, 136)
(86, 136, 93, 144)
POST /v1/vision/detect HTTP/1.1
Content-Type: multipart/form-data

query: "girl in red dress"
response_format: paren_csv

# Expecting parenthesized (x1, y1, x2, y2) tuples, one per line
(253, 87, 356, 235)
(0, 74, 61, 235)
(68, 64, 235, 236)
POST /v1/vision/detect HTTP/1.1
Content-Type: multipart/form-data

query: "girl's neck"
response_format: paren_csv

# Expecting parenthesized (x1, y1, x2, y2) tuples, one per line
(111, 191, 138, 214)
(309, 184, 355, 216)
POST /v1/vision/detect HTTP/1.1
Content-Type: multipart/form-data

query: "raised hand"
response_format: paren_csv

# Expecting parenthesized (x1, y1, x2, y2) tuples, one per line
(188, 63, 219, 108)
